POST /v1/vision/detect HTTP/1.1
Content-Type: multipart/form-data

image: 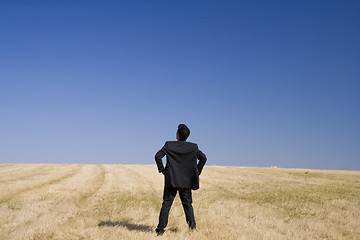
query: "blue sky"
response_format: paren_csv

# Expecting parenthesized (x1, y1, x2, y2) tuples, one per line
(1, 1, 359, 170)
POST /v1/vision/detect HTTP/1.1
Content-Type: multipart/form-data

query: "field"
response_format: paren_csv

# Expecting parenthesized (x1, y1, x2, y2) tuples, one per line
(0, 164, 359, 239)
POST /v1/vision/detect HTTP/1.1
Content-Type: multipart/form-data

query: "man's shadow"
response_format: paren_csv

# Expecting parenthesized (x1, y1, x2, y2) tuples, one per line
(98, 219, 179, 233)
(98, 220, 152, 232)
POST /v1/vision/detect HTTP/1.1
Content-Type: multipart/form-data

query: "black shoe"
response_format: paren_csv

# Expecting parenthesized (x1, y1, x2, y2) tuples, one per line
(155, 228, 165, 236)
(189, 226, 196, 231)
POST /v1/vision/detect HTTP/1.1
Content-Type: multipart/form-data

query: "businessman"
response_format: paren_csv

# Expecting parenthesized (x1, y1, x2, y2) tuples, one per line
(155, 124, 207, 235)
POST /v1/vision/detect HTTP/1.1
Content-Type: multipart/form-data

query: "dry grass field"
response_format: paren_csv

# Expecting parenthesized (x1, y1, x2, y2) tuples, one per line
(0, 164, 359, 240)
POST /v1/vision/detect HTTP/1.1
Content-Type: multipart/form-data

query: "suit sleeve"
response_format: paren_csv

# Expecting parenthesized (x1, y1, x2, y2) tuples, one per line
(196, 147, 207, 175)
(155, 142, 167, 173)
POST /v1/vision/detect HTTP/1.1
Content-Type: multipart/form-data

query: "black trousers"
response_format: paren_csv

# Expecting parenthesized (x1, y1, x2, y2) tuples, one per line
(156, 187, 196, 230)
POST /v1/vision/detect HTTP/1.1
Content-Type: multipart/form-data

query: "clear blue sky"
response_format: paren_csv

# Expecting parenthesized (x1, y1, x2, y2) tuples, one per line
(1, 1, 359, 170)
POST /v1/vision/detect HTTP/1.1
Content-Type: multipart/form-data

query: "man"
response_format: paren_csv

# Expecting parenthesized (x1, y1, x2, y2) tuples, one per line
(155, 124, 207, 235)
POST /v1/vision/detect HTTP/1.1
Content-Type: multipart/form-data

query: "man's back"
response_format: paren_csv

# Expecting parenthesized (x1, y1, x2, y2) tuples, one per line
(155, 141, 206, 190)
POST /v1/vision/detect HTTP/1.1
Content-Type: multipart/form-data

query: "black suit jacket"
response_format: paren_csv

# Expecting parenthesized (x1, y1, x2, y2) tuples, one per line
(155, 141, 207, 190)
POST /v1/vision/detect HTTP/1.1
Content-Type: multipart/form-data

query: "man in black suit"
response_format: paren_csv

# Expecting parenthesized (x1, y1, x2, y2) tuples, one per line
(155, 124, 207, 235)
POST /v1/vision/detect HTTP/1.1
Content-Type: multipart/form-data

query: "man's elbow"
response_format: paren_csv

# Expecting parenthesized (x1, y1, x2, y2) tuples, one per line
(155, 154, 163, 162)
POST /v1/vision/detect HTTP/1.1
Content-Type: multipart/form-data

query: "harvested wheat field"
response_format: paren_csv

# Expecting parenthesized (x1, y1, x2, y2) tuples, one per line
(0, 164, 359, 240)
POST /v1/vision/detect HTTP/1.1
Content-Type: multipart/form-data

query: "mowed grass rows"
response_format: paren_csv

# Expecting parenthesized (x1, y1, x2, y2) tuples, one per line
(0, 164, 359, 239)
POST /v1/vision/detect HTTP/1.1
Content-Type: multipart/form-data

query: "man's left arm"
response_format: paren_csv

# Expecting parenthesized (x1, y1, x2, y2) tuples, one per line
(196, 148, 207, 175)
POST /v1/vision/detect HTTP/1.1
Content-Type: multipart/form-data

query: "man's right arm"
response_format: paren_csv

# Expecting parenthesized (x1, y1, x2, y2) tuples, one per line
(155, 142, 167, 173)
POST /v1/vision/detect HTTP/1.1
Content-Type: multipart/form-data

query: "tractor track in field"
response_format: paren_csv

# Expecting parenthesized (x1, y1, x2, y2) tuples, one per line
(76, 165, 106, 204)
(1, 164, 107, 239)
(0, 165, 83, 205)
(0, 164, 42, 180)
(0, 164, 57, 184)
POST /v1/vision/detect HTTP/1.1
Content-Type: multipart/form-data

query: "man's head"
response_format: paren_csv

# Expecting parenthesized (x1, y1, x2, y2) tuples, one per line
(176, 124, 190, 141)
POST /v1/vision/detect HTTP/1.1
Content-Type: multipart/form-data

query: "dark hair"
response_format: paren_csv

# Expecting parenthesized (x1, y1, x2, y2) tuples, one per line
(177, 124, 190, 141)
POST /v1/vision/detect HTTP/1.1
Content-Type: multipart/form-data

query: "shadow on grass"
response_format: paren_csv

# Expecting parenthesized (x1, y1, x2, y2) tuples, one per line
(98, 220, 179, 233)
(98, 220, 152, 232)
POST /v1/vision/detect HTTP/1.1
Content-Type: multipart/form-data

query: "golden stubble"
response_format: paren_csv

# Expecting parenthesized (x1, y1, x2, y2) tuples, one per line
(0, 164, 359, 239)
